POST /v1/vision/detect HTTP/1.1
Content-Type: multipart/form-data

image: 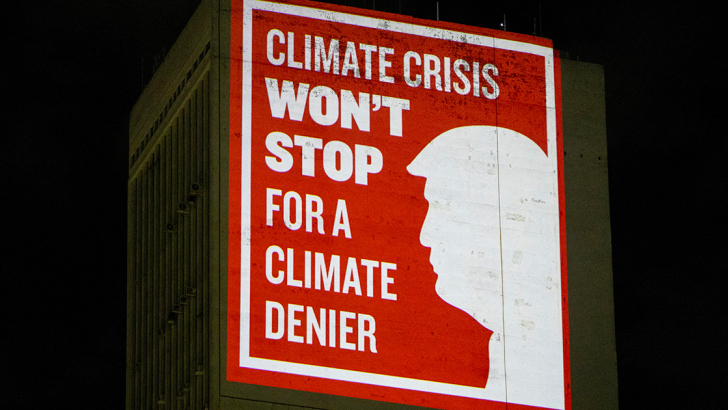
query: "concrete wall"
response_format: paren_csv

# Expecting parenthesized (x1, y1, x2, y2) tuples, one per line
(561, 58, 619, 410)
(126, 2, 215, 409)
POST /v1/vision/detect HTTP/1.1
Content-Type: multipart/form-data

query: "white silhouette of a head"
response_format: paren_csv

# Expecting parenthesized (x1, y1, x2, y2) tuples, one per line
(407, 125, 565, 408)
(407, 126, 504, 329)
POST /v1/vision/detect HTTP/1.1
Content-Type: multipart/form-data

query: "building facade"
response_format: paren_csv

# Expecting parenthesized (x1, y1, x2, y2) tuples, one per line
(127, 1, 617, 409)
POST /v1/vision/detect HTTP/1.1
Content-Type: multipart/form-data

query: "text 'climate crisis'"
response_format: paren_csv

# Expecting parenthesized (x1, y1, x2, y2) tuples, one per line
(266, 29, 500, 99)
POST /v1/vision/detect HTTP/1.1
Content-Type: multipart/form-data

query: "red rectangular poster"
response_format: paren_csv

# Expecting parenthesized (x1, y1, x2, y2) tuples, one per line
(229, 1, 569, 409)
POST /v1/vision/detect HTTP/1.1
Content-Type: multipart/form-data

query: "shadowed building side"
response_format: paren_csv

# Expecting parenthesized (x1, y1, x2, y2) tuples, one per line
(127, 2, 214, 408)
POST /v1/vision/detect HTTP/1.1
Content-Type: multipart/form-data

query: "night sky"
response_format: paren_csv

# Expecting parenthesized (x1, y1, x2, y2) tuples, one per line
(6, 0, 725, 408)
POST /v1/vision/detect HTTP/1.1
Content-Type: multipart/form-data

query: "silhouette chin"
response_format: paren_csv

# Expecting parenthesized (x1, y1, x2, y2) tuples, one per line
(433, 277, 468, 316)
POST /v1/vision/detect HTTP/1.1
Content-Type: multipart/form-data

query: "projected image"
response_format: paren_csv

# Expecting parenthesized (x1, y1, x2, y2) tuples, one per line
(228, 1, 567, 409)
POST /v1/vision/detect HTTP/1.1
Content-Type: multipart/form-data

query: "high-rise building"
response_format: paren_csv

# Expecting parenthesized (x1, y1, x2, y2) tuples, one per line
(127, 1, 616, 409)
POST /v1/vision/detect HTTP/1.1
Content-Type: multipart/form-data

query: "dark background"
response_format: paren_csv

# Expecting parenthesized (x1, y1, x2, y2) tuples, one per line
(5, 0, 725, 408)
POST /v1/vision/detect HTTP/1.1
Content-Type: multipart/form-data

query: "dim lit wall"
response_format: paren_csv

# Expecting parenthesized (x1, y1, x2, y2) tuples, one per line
(561, 58, 618, 410)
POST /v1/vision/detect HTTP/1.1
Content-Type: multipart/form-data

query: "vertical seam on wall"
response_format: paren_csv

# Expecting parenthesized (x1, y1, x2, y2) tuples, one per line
(495, 121, 509, 405)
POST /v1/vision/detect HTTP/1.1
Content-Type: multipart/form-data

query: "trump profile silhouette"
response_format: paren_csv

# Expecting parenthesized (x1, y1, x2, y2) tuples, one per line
(407, 125, 566, 409)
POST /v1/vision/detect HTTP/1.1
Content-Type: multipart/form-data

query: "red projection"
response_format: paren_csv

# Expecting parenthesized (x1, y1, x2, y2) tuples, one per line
(229, 2, 568, 409)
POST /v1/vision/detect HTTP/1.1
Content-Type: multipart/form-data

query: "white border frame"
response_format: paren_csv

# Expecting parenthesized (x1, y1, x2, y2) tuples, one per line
(238, 0, 561, 403)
